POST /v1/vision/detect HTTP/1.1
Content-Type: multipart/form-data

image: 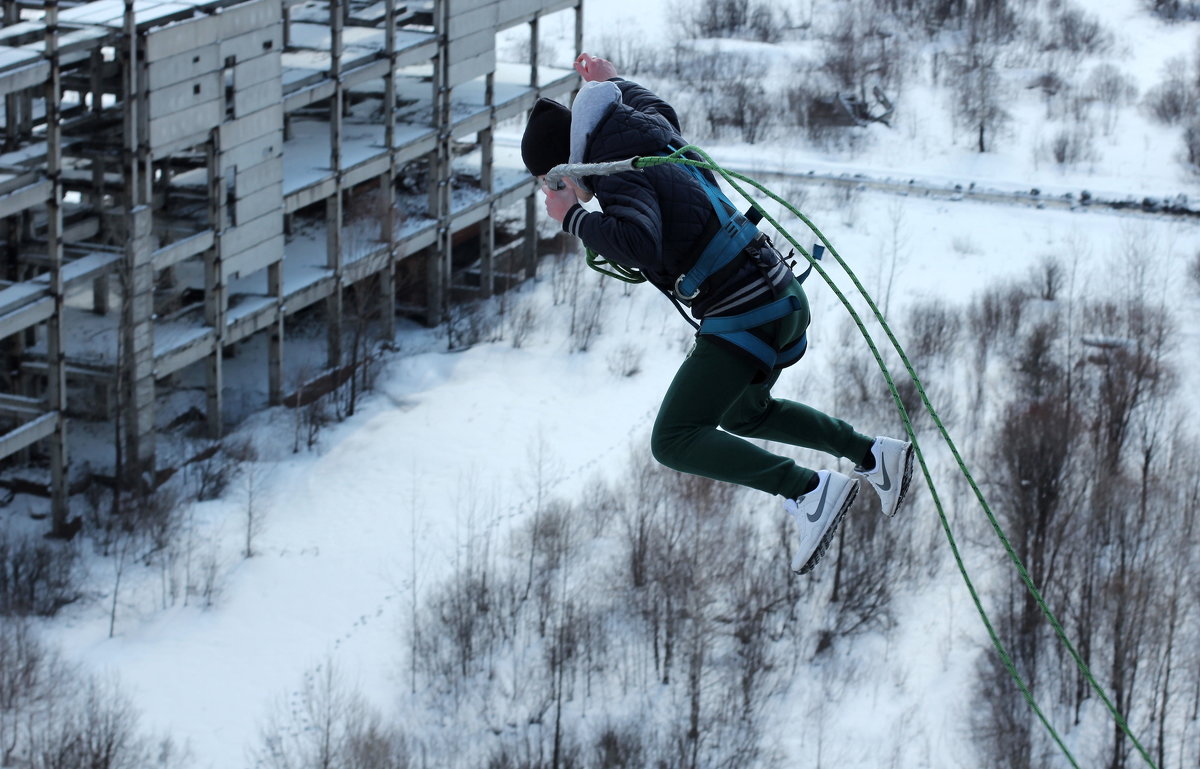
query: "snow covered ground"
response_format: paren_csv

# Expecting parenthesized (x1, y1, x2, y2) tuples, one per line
(7, 0, 1200, 767)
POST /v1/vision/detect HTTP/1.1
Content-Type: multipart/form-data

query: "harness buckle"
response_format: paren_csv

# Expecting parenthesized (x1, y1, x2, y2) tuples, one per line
(674, 273, 701, 302)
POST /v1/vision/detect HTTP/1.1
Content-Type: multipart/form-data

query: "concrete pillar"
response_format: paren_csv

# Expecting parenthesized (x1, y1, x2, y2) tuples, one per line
(326, 0, 345, 367)
(124, 206, 156, 472)
(122, 0, 155, 477)
(325, 192, 343, 367)
(205, 137, 226, 439)
(427, 0, 451, 327)
(45, 0, 69, 536)
(268, 262, 284, 406)
(479, 71, 495, 297)
(381, 0, 397, 340)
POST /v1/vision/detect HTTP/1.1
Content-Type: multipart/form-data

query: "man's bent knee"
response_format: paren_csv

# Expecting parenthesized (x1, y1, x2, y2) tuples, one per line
(650, 421, 688, 471)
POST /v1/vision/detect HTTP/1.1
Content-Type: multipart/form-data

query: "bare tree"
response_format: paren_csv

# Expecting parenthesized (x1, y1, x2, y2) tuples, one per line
(256, 658, 410, 769)
(0, 618, 72, 765)
(1086, 63, 1137, 136)
(226, 440, 268, 559)
(1143, 55, 1196, 125)
(29, 676, 150, 769)
(953, 37, 1009, 153)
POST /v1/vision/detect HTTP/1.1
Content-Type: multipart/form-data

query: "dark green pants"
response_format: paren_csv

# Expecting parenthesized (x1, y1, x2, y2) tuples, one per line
(651, 282, 873, 500)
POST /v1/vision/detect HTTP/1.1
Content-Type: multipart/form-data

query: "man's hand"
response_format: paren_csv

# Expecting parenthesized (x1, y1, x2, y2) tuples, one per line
(543, 182, 579, 223)
(575, 53, 617, 82)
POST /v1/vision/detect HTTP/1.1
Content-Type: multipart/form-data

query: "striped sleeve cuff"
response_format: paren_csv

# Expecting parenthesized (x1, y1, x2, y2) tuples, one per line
(562, 204, 587, 238)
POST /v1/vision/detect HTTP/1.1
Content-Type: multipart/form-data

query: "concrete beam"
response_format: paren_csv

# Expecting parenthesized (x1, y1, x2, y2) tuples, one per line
(0, 412, 57, 462)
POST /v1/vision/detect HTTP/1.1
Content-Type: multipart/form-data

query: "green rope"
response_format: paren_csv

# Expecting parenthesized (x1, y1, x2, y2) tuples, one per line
(586, 146, 1157, 768)
(586, 247, 646, 283)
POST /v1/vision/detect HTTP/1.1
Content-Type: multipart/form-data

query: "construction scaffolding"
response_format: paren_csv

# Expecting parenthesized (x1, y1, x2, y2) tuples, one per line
(0, 0, 581, 534)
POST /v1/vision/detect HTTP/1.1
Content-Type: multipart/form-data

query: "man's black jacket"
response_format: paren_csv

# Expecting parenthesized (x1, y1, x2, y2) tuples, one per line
(560, 78, 782, 322)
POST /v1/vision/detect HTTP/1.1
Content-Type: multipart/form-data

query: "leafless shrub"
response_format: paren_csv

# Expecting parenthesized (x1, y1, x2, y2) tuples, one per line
(1041, 125, 1097, 168)
(686, 51, 775, 143)
(1048, 4, 1111, 54)
(255, 659, 412, 769)
(506, 300, 538, 350)
(592, 33, 669, 78)
(1087, 63, 1138, 106)
(1143, 56, 1197, 125)
(0, 618, 70, 765)
(186, 443, 238, 502)
(2, 622, 180, 769)
(819, 4, 905, 96)
(890, 376, 935, 433)
(953, 42, 1011, 152)
(1183, 122, 1200, 175)
(1188, 250, 1200, 295)
(593, 725, 645, 769)
(1033, 257, 1064, 301)
(569, 265, 608, 353)
(904, 298, 961, 368)
(606, 343, 643, 378)
(817, 491, 910, 652)
(967, 281, 1028, 360)
(970, 651, 1038, 769)
(447, 300, 497, 351)
(229, 440, 269, 559)
(1145, 0, 1200, 22)
(190, 538, 224, 610)
(28, 676, 152, 769)
(297, 397, 330, 453)
(677, 0, 788, 43)
(0, 530, 82, 618)
(828, 320, 892, 426)
(1087, 63, 1138, 134)
(1014, 320, 1064, 401)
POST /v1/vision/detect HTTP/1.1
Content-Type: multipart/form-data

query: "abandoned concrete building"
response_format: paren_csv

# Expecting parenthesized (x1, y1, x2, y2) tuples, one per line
(1, 0, 581, 534)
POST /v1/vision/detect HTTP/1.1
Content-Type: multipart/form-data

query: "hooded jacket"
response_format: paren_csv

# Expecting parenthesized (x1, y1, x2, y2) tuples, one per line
(559, 78, 790, 324)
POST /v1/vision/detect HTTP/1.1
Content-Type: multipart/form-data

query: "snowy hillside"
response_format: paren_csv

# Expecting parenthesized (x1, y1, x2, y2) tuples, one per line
(4, 0, 1200, 768)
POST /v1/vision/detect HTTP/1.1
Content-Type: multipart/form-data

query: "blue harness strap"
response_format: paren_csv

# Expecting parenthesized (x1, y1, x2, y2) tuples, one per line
(696, 244, 824, 369)
(666, 145, 823, 370)
(699, 293, 808, 369)
(670, 149, 761, 301)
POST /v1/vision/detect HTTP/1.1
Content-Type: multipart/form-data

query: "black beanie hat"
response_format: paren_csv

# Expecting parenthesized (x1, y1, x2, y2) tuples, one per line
(521, 98, 571, 176)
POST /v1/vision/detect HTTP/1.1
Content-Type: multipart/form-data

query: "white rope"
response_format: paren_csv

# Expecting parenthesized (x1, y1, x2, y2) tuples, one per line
(543, 158, 639, 188)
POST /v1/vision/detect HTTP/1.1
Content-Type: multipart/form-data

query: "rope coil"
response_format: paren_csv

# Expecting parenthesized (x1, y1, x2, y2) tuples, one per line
(549, 147, 1160, 769)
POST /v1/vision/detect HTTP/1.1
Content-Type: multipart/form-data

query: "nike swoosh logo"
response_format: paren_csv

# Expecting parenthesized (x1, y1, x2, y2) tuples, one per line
(808, 482, 830, 522)
(877, 457, 892, 492)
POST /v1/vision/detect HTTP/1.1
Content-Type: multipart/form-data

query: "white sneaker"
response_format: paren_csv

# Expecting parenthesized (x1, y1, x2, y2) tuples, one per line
(783, 470, 858, 574)
(855, 436, 914, 518)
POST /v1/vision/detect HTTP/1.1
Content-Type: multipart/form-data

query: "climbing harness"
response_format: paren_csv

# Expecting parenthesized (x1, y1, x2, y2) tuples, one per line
(694, 243, 824, 370)
(544, 146, 1161, 769)
(641, 145, 812, 370)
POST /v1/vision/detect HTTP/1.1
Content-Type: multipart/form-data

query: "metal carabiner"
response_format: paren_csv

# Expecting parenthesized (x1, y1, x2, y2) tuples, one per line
(674, 274, 701, 302)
